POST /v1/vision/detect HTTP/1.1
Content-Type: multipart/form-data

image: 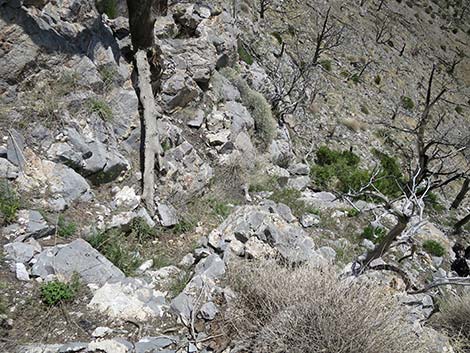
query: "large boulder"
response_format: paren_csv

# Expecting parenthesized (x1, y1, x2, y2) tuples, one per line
(88, 278, 166, 321)
(208, 205, 316, 263)
(31, 239, 125, 285)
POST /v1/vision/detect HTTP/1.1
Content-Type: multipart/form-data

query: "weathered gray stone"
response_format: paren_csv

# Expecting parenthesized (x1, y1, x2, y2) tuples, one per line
(113, 186, 140, 210)
(32, 239, 125, 285)
(207, 130, 230, 146)
(7, 129, 25, 168)
(89, 278, 166, 321)
(187, 109, 205, 128)
(155, 15, 179, 39)
(4, 241, 37, 263)
(156, 203, 179, 227)
(16, 262, 30, 281)
(58, 342, 88, 352)
(88, 339, 133, 353)
(287, 176, 311, 191)
(288, 163, 310, 176)
(194, 254, 225, 280)
(170, 292, 193, 325)
(200, 301, 218, 320)
(299, 213, 320, 228)
(135, 336, 177, 353)
(0, 158, 19, 179)
(161, 72, 201, 110)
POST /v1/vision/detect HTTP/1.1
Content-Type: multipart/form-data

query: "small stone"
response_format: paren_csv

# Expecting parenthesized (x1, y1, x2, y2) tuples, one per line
(114, 186, 140, 210)
(157, 203, 179, 227)
(137, 259, 154, 273)
(200, 301, 218, 320)
(207, 130, 230, 146)
(361, 239, 375, 250)
(179, 253, 195, 268)
(299, 213, 320, 228)
(92, 326, 113, 338)
(288, 163, 310, 175)
(16, 263, 30, 281)
(187, 110, 205, 128)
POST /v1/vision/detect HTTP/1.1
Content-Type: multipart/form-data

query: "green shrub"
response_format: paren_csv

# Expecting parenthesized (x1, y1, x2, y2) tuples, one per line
(401, 96, 415, 111)
(221, 68, 276, 146)
(87, 98, 113, 121)
(455, 105, 463, 114)
(350, 73, 361, 84)
(96, 0, 118, 19)
(423, 192, 444, 211)
(237, 44, 254, 65)
(98, 65, 118, 89)
(347, 208, 360, 217)
(360, 104, 370, 115)
(88, 229, 140, 276)
(206, 197, 233, 219)
(0, 180, 20, 225)
(422, 240, 445, 257)
(319, 60, 332, 71)
(361, 225, 386, 244)
(40, 275, 79, 306)
(371, 149, 404, 198)
(374, 75, 382, 85)
(57, 215, 77, 238)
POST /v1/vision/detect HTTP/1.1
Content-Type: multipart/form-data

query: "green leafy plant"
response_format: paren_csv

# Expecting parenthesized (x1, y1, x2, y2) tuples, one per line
(401, 96, 415, 111)
(0, 180, 20, 225)
(238, 44, 254, 65)
(40, 275, 80, 306)
(57, 215, 77, 238)
(374, 75, 382, 85)
(360, 104, 370, 115)
(455, 105, 463, 115)
(361, 225, 387, 244)
(96, 0, 118, 18)
(87, 98, 113, 121)
(319, 60, 332, 71)
(422, 240, 445, 257)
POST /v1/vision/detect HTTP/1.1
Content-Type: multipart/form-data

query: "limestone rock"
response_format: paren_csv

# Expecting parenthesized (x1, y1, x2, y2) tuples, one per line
(32, 239, 125, 285)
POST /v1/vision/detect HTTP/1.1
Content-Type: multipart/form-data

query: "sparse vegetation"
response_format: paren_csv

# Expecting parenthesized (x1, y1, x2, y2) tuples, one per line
(40, 275, 80, 306)
(455, 105, 463, 114)
(87, 98, 113, 121)
(431, 293, 470, 353)
(374, 75, 382, 84)
(238, 43, 254, 65)
(361, 225, 387, 244)
(422, 239, 445, 257)
(0, 180, 20, 225)
(269, 188, 318, 217)
(401, 96, 415, 110)
(227, 260, 428, 353)
(320, 59, 332, 71)
(57, 215, 77, 238)
(360, 104, 370, 115)
(96, 0, 118, 19)
(221, 67, 277, 146)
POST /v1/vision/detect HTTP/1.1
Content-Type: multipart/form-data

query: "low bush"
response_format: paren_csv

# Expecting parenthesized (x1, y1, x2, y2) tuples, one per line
(319, 59, 332, 71)
(431, 293, 470, 353)
(57, 215, 77, 238)
(227, 260, 428, 353)
(40, 275, 79, 306)
(401, 96, 415, 111)
(96, 0, 118, 18)
(422, 239, 445, 257)
(87, 98, 113, 121)
(221, 68, 277, 146)
(237, 44, 254, 65)
(361, 225, 387, 244)
(0, 180, 20, 225)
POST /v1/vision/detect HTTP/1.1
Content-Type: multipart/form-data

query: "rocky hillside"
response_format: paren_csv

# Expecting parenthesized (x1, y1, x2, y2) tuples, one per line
(0, 0, 470, 352)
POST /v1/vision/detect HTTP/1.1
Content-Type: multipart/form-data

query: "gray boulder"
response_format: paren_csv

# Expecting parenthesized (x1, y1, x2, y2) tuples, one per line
(6, 129, 25, 168)
(4, 241, 38, 263)
(32, 239, 125, 285)
(156, 203, 179, 227)
(135, 336, 178, 353)
(0, 158, 19, 179)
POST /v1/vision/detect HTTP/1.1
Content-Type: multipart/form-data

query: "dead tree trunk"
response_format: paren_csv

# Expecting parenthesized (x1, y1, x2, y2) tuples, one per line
(127, 0, 166, 214)
(454, 213, 470, 234)
(362, 216, 409, 269)
(451, 178, 469, 209)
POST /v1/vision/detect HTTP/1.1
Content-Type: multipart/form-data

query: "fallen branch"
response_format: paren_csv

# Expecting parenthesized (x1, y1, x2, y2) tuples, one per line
(409, 277, 470, 294)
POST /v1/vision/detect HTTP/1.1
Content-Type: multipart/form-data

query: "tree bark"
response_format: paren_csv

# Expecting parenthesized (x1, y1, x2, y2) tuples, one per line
(450, 177, 469, 209)
(126, 0, 156, 50)
(454, 213, 470, 234)
(135, 50, 162, 214)
(362, 217, 409, 269)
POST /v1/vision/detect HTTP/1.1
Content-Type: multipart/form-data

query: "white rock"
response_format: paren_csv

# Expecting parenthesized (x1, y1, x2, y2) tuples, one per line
(16, 263, 30, 281)
(92, 326, 113, 338)
(114, 186, 140, 210)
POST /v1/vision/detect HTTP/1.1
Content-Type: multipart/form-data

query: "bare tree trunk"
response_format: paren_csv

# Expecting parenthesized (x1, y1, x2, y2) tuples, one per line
(451, 178, 469, 209)
(454, 213, 470, 234)
(362, 217, 409, 268)
(136, 50, 162, 214)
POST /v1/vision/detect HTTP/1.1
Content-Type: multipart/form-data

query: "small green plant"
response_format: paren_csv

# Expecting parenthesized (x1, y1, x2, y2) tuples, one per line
(360, 105, 370, 115)
(57, 215, 77, 238)
(319, 60, 332, 71)
(401, 96, 415, 111)
(169, 271, 191, 298)
(0, 180, 20, 225)
(238, 44, 254, 65)
(172, 218, 196, 235)
(249, 175, 279, 193)
(221, 68, 276, 146)
(374, 75, 381, 85)
(40, 275, 79, 306)
(206, 198, 233, 219)
(98, 65, 117, 89)
(347, 208, 360, 217)
(87, 98, 113, 121)
(129, 217, 156, 242)
(455, 105, 463, 115)
(96, 0, 118, 18)
(422, 240, 445, 257)
(350, 73, 361, 84)
(361, 225, 386, 244)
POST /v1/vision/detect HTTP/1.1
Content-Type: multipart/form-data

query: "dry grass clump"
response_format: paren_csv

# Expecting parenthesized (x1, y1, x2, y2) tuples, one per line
(339, 117, 366, 132)
(431, 293, 470, 353)
(226, 260, 428, 353)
